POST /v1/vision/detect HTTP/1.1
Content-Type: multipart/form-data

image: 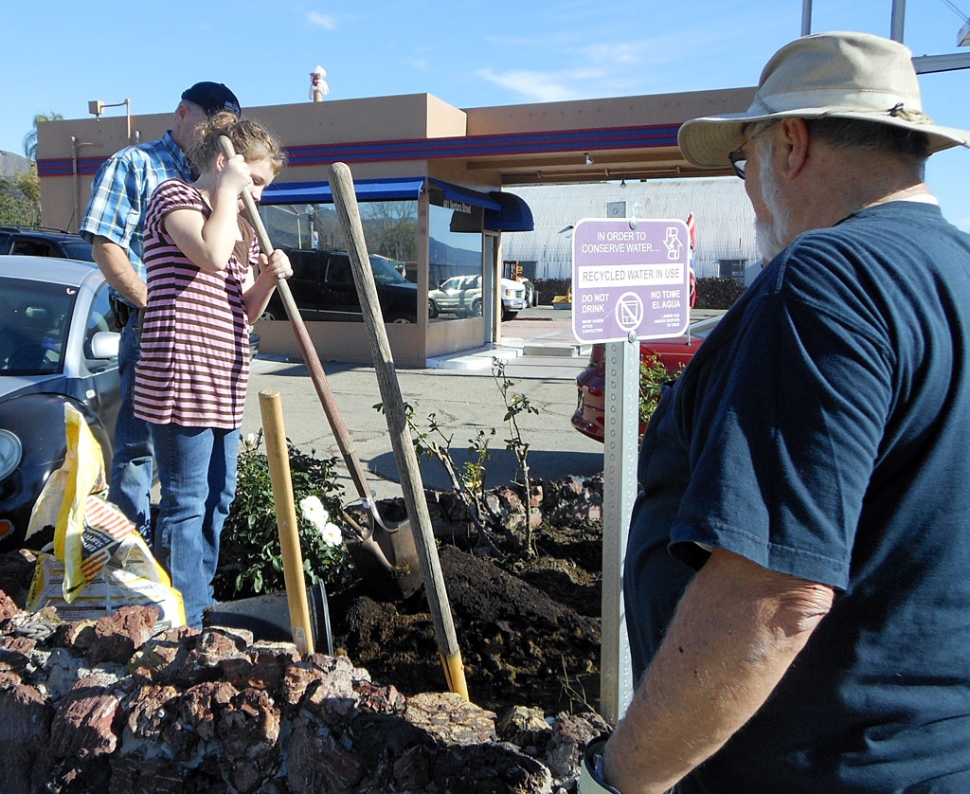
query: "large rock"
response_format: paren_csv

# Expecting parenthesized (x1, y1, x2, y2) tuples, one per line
(87, 605, 160, 664)
(49, 676, 124, 760)
(288, 714, 365, 793)
(0, 587, 21, 623)
(0, 685, 54, 794)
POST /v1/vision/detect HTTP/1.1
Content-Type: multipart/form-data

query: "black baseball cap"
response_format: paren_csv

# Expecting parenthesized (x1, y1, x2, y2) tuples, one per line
(181, 82, 241, 118)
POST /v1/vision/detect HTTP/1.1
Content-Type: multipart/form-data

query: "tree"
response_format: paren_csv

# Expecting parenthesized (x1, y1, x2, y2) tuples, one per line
(364, 201, 418, 262)
(23, 111, 63, 161)
(0, 167, 42, 227)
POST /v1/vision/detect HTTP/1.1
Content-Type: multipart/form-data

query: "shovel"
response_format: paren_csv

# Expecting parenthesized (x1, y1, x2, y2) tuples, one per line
(217, 136, 422, 600)
(329, 161, 469, 699)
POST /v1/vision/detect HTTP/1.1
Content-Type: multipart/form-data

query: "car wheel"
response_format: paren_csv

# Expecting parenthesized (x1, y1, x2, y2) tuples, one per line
(386, 315, 415, 324)
(259, 310, 277, 321)
(429, 300, 439, 319)
(502, 310, 518, 322)
(470, 299, 483, 317)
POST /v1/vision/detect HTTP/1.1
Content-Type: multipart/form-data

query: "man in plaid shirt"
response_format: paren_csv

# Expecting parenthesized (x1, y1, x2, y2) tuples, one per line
(80, 81, 240, 541)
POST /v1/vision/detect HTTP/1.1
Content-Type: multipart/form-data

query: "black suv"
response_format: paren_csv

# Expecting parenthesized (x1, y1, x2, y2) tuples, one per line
(262, 249, 421, 323)
(0, 227, 94, 261)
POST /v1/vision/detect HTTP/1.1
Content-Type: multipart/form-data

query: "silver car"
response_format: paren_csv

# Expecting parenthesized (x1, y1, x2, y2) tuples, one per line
(429, 274, 527, 320)
(0, 256, 121, 552)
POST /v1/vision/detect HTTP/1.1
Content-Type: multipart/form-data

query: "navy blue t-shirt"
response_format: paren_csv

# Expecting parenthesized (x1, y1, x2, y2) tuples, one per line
(625, 201, 970, 792)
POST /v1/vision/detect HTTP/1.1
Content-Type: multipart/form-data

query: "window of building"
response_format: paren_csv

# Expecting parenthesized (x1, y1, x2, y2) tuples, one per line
(428, 202, 484, 323)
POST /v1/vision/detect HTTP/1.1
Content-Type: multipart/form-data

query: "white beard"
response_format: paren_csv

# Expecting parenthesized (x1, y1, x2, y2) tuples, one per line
(754, 139, 792, 262)
(755, 216, 789, 263)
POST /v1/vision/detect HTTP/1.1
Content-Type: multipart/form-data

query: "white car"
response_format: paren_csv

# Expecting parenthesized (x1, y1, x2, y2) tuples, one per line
(429, 275, 527, 320)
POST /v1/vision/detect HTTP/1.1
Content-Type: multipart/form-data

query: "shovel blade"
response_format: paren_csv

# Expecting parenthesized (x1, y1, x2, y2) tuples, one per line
(348, 519, 423, 600)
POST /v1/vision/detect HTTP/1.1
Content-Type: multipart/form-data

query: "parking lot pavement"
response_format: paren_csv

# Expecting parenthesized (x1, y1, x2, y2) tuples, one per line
(241, 306, 606, 504)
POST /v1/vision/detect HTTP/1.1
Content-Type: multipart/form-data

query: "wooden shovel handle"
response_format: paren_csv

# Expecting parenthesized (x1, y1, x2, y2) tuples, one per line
(215, 136, 378, 516)
(329, 160, 468, 699)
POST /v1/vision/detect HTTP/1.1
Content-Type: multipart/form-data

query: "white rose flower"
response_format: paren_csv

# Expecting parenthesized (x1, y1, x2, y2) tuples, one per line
(299, 495, 329, 531)
(321, 522, 343, 548)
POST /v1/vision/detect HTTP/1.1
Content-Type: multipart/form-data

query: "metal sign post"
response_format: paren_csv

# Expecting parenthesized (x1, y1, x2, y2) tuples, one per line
(600, 333, 639, 723)
(571, 216, 690, 724)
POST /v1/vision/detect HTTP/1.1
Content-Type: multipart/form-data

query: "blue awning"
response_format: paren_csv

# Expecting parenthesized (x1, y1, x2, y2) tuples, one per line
(261, 176, 425, 205)
(261, 177, 533, 232)
(485, 191, 534, 232)
(428, 179, 502, 212)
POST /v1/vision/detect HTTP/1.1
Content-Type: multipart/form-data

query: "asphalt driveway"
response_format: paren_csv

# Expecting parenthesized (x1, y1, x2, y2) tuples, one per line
(241, 306, 605, 503)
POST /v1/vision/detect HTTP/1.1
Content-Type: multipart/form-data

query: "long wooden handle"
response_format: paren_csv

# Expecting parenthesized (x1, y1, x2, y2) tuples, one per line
(216, 136, 377, 515)
(329, 161, 468, 699)
(259, 389, 314, 656)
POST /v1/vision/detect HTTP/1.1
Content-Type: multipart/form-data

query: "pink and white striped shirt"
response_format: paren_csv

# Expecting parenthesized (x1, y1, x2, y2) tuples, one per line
(134, 179, 256, 429)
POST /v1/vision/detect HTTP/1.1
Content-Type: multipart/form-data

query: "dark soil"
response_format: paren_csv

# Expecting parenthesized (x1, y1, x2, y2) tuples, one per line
(329, 520, 604, 715)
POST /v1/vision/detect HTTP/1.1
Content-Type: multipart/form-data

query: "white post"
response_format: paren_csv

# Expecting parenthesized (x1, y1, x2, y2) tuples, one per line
(600, 334, 638, 724)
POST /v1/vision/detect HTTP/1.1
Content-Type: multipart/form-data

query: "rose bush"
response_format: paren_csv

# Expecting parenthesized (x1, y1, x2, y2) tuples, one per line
(214, 432, 355, 600)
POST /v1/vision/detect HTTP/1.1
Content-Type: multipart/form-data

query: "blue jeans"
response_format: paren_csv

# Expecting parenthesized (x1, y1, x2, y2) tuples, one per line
(110, 310, 154, 542)
(150, 423, 240, 629)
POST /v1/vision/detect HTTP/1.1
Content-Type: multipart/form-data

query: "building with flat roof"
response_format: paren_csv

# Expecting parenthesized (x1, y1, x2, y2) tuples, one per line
(36, 87, 754, 366)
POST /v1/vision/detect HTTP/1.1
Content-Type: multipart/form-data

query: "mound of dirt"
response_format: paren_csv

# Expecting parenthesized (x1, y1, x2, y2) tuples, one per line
(330, 525, 604, 714)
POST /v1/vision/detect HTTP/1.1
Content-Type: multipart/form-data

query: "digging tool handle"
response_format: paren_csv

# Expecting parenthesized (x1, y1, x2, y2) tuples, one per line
(329, 161, 468, 700)
(216, 136, 375, 511)
(259, 389, 314, 656)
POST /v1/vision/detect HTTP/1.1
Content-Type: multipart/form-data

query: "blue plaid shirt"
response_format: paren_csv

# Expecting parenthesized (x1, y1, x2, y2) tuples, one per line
(80, 131, 191, 295)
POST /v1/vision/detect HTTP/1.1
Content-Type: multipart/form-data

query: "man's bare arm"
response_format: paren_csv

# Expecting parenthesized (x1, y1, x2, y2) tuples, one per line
(603, 549, 834, 794)
(92, 236, 147, 308)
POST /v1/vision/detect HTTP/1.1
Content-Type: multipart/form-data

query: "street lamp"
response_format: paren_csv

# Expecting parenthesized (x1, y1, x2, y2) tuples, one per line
(88, 98, 133, 144)
(305, 205, 319, 249)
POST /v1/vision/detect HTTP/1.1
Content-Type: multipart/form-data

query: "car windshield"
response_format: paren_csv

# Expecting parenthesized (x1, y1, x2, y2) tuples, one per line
(0, 277, 76, 376)
(60, 240, 95, 262)
(369, 255, 409, 286)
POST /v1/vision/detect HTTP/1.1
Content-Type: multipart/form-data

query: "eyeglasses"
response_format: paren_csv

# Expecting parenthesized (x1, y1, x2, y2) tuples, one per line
(727, 124, 775, 179)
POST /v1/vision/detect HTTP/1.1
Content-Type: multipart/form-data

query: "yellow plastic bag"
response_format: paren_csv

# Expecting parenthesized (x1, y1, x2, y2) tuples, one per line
(25, 404, 185, 629)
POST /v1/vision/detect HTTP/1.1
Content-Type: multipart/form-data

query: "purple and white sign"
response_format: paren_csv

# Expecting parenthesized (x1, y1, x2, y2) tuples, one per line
(571, 218, 691, 344)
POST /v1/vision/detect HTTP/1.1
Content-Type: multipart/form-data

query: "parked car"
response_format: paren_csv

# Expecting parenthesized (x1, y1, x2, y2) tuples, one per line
(0, 256, 122, 552)
(429, 274, 528, 320)
(0, 227, 95, 262)
(261, 249, 422, 323)
(571, 315, 722, 442)
(518, 277, 537, 307)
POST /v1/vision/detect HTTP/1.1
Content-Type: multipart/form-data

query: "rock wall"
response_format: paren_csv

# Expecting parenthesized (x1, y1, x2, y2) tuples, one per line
(0, 591, 608, 793)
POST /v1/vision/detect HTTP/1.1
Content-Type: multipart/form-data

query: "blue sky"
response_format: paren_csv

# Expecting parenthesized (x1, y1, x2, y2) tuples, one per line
(3, 0, 969, 227)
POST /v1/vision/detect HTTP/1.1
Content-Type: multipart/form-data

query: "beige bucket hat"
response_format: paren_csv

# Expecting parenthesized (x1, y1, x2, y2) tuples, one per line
(678, 31, 970, 169)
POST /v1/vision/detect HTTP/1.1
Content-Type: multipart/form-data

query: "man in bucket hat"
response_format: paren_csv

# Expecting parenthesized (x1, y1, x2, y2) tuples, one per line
(582, 31, 970, 793)
(81, 81, 241, 543)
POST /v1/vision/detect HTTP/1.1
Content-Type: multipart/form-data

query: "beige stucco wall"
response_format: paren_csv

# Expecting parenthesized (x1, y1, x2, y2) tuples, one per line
(37, 93, 471, 232)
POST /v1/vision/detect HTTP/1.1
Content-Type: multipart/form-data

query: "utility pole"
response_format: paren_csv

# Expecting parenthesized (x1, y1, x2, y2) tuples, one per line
(799, 0, 970, 73)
